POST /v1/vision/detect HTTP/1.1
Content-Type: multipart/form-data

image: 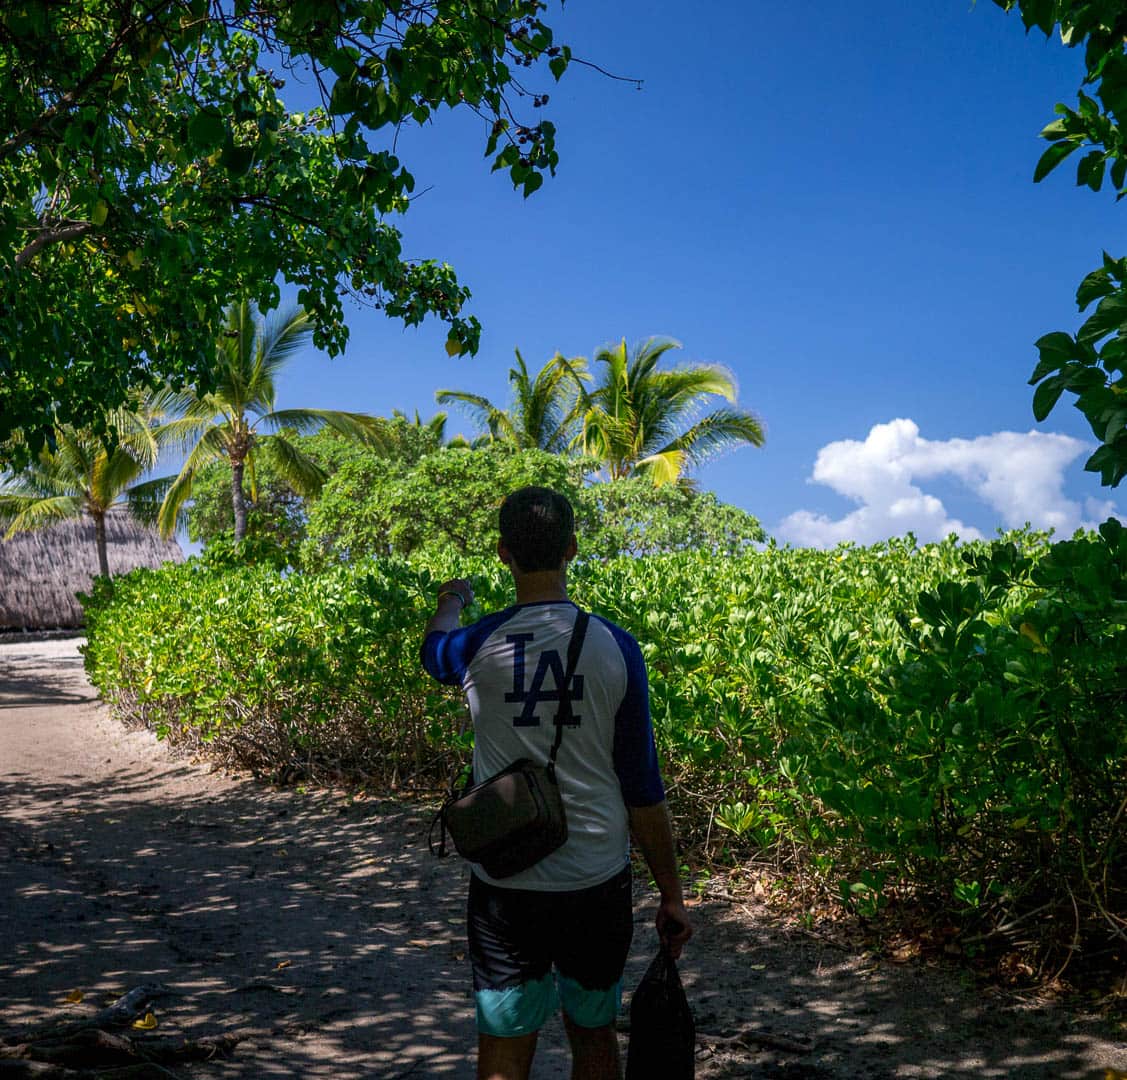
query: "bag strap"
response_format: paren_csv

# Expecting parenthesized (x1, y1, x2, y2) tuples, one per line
(546, 608, 590, 781)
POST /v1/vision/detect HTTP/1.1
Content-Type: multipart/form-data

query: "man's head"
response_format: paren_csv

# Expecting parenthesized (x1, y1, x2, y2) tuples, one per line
(498, 486, 576, 573)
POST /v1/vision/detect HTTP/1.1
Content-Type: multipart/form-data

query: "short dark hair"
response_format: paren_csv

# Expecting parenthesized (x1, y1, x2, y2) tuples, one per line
(499, 486, 575, 572)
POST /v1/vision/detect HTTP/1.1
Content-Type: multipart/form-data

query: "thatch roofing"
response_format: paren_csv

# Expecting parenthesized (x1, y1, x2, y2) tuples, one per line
(0, 508, 183, 631)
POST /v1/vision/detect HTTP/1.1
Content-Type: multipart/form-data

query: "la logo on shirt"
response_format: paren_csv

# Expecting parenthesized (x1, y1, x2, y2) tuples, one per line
(503, 632, 584, 728)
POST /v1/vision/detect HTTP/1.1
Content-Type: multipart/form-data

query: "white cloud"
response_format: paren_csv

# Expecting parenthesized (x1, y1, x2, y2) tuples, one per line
(776, 418, 1124, 548)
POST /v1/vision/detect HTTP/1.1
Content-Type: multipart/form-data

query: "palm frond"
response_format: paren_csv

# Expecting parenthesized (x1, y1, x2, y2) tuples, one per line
(535, 353, 589, 452)
(212, 300, 254, 412)
(427, 412, 449, 442)
(633, 449, 686, 486)
(2, 494, 85, 538)
(258, 408, 388, 450)
(156, 427, 229, 538)
(90, 448, 145, 510)
(51, 426, 97, 482)
(434, 389, 518, 443)
(156, 468, 196, 540)
(257, 305, 312, 374)
(626, 337, 684, 382)
(658, 408, 766, 468)
(126, 475, 178, 529)
(0, 465, 67, 502)
(154, 414, 230, 457)
(259, 435, 329, 498)
(581, 337, 763, 480)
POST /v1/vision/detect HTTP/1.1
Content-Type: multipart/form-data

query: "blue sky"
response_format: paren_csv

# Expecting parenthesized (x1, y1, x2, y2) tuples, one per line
(262, 1, 1125, 547)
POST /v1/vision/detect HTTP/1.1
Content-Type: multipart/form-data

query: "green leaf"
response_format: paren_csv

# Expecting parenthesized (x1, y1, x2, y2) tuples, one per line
(1032, 377, 1065, 421)
(188, 110, 226, 149)
(1110, 156, 1127, 191)
(1034, 330, 1077, 357)
(1034, 139, 1078, 182)
(1076, 269, 1114, 309)
(521, 171, 544, 198)
(330, 78, 358, 116)
(1076, 149, 1105, 191)
(1030, 331, 1076, 381)
(1019, 0, 1055, 35)
(1077, 292, 1127, 345)
(220, 144, 254, 175)
(1084, 443, 1118, 480)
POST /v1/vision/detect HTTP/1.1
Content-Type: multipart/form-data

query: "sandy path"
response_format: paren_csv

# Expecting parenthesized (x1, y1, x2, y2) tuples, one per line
(1, 637, 1124, 1078)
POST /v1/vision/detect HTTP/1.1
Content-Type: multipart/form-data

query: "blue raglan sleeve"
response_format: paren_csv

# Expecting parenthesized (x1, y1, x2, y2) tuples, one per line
(420, 609, 515, 687)
(606, 623, 666, 808)
(420, 627, 474, 686)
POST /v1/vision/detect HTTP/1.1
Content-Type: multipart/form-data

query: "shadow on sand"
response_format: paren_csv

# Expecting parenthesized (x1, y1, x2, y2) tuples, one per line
(2, 764, 1124, 1078)
(1, 644, 1123, 1078)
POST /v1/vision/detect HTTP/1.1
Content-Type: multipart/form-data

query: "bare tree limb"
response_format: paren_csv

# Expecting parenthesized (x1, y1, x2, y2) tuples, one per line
(14, 222, 94, 269)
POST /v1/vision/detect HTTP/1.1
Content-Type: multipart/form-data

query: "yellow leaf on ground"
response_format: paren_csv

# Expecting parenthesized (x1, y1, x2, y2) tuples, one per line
(64, 990, 84, 1004)
(132, 1012, 158, 1031)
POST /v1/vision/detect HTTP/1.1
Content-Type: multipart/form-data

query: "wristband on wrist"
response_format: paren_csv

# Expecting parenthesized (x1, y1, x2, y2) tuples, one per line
(437, 590, 467, 609)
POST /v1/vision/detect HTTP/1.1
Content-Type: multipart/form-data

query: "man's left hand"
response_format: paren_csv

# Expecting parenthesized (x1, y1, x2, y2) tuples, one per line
(436, 578, 474, 610)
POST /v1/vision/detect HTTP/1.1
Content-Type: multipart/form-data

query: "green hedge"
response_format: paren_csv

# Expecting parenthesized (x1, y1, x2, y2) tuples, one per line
(81, 525, 1127, 963)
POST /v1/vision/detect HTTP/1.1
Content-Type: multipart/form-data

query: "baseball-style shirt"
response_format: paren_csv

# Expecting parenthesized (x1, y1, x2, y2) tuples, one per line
(422, 600, 665, 891)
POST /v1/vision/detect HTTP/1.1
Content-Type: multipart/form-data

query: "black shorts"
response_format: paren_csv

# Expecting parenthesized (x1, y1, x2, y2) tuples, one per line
(467, 865, 634, 1037)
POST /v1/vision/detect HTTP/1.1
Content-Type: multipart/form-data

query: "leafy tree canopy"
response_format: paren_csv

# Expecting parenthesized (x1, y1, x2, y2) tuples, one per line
(300, 442, 765, 567)
(0, 0, 571, 455)
(580, 478, 765, 558)
(302, 442, 584, 566)
(995, 0, 1127, 485)
(185, 418, 454, 555)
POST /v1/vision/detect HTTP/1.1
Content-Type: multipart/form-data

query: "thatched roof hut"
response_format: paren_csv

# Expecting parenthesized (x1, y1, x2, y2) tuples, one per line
(0, 509, 183, 631)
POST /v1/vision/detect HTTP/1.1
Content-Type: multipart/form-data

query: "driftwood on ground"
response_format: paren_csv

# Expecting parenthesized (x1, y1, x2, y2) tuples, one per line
(0, 985, 241, 1079)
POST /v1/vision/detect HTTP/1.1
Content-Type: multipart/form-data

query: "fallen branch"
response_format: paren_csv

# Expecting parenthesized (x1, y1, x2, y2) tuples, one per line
(2, 986, 174, 1048)
(696, 1027, 815, 1055)
(0, 986, 240, 1079)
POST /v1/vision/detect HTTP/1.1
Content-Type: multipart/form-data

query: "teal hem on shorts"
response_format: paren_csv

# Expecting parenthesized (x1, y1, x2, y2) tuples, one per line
(476, 973, 557, 1037)
(558, 975, 623, 1029)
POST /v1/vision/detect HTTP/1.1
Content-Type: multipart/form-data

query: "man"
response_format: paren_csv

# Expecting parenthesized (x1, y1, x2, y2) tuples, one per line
(421, 485, 692, 1080)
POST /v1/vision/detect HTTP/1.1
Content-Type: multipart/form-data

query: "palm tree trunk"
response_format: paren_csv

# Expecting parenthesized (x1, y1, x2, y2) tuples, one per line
(92, 511, 110, 578)
(231, 458, 248, 541)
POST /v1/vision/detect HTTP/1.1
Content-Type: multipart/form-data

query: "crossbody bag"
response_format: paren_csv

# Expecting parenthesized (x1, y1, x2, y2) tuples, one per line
(429, 609, 591, 879)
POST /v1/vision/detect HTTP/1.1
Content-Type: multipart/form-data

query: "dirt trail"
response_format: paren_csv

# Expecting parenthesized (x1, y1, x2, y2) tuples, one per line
(1, 637, 1124, 1079)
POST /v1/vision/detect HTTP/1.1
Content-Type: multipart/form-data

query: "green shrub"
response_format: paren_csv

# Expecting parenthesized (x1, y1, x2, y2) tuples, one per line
(81, 524, 1126, 967)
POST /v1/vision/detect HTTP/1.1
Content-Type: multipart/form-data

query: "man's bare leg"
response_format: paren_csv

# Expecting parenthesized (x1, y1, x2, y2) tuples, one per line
(562, 1012, 622, 1080)
(477, 1031, 538, 1080)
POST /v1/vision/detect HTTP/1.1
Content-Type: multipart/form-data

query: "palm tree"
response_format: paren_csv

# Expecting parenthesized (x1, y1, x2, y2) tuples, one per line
(0, 404, 163, 577)
(436, 349, 588, 453)
(580, 337, 765, 484)
(156, 300, 384, 541)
